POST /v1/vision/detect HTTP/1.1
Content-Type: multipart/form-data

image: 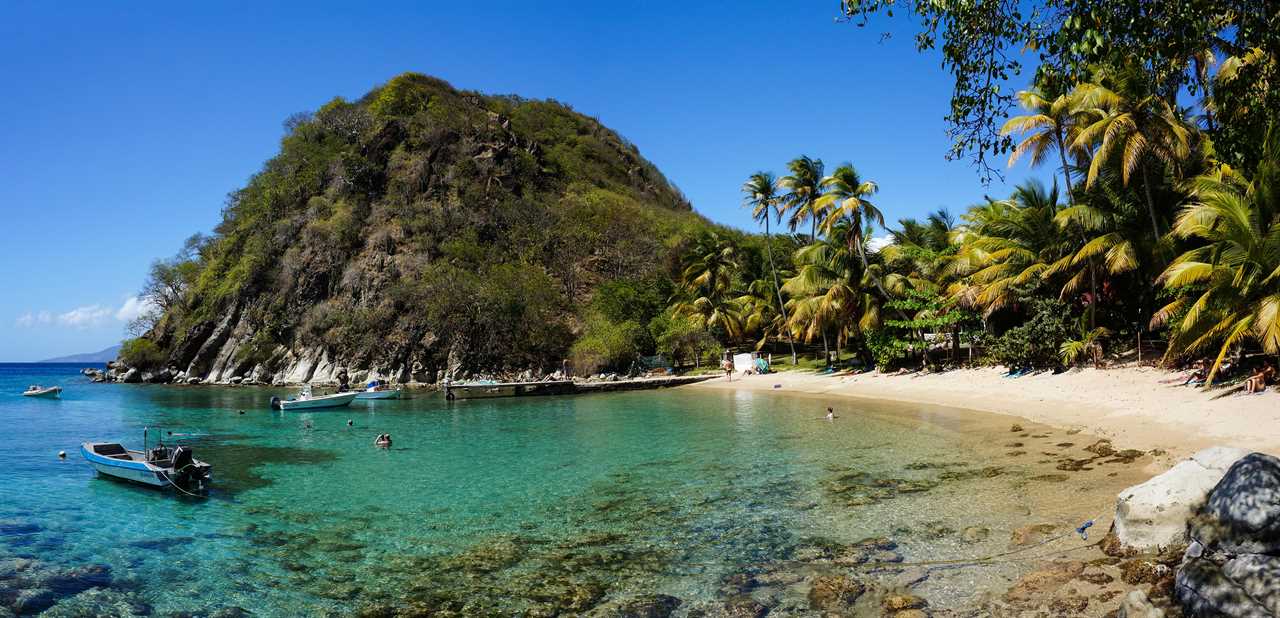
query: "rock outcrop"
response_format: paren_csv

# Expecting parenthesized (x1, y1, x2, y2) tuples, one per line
(1175, 452, 1280, 616)
(1112, 446, 1252, 552)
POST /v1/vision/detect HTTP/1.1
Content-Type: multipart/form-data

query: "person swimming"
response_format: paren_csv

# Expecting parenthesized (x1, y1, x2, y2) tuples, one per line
(374, 433, 392, 448)
(825, 407, 836, 421)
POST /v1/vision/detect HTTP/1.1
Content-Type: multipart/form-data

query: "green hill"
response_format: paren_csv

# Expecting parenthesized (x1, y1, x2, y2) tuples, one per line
(124, 73, 709, 384)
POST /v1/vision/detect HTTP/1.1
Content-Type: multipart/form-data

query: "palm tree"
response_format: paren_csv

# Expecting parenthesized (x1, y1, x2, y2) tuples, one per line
(1154, 127, 1280, 385)
(1002, 86, 1083, 204)
(780, 155, 826, 242)
(673, 231, 743, 340)
(1072, 77, 1195, 240)
(742, 171, 797, 364)
(947, 181, 1072, 317)
(783, 221, 883, 362)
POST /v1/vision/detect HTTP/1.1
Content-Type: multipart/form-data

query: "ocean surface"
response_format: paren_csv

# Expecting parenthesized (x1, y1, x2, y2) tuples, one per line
(0, 363, 1140, 616)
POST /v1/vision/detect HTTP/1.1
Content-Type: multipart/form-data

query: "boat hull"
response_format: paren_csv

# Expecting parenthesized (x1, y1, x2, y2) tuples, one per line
(80, 445, 167, 487)
(355, 388, 401, 400)
(279, 392, 358, 410)
(23, 387, 62, 399)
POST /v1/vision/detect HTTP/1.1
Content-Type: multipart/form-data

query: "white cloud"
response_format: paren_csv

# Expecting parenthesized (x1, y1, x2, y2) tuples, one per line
(57, 305, 113, 329)
(15, 311, 53, 328)
(867, 235, 893, 253)
(16, 297, 158, 330)
(115, 296, 157, 322)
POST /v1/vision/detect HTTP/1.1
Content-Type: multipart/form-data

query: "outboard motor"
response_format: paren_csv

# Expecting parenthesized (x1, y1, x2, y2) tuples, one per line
(270, 396, 282, 410)
(170, 446, 209, 489)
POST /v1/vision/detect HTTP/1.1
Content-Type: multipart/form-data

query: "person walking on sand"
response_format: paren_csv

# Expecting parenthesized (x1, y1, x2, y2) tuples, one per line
(722, 358, 734, 382)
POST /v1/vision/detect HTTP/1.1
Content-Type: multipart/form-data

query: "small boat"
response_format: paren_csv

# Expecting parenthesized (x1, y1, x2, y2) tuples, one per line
(81, 427, 211, 492)
(354, 380, 401, 400)
(443, 380, 575, 400)
(271, 384, 358, 411)
(22, 385, 62, 398)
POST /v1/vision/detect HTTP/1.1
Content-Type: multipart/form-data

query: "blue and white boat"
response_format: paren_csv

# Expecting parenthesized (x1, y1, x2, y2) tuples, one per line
(354, 380, 401, 400)
(81, 427, 211, 492)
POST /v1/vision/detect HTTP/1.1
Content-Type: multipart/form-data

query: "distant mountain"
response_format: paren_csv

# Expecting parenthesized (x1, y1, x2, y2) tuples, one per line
(41, 344, 120, 364)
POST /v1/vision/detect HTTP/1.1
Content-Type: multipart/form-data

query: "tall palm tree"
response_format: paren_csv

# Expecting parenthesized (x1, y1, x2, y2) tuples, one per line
(780, 155, 826, 242)
(1072, 78, 1195, 240)
(742, 171, 797, 364)
(783, 221, 883, 359)
(1001, 86, 1083, 204)
(1154, 127, 1280, 385)
(816, 163, 883, 272)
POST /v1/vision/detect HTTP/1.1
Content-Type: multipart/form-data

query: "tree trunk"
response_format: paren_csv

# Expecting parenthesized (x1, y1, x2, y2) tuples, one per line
(1056, 128, 1077, 205)
(763, 215, 798, 366)
(822, 331, 830, 367)
(1140, 162, 1161, 241)
(1089, 259, 1098, 330)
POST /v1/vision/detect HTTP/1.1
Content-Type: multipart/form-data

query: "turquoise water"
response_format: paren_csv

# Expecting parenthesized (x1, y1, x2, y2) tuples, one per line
(0, 364, 1132, 616)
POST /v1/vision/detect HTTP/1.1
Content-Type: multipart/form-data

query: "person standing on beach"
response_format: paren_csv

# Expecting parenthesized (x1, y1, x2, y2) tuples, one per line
(722, 358, 734, 381)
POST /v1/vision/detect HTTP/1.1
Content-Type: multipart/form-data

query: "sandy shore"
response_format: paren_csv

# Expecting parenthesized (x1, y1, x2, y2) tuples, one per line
(693, 364, 1280, 460)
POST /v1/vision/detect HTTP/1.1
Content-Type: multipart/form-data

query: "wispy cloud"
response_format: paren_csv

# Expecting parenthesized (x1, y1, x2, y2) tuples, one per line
(15, 311, 53, 328)
(867, 234, 893, 253)
(57, 305, 113, 329)
(115, 296, 157, 322)
(15, 297, 155, 330)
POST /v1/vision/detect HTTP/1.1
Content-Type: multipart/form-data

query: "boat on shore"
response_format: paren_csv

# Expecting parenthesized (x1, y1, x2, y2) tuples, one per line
(271, 384, 357, 410)
(81, 428, 211, 493)
(22, 385, 62, 398)
(354, 380, 401, 400)
(443, 380, 575, 400)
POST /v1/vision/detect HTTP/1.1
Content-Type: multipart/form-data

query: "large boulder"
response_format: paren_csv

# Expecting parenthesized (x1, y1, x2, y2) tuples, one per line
(1175, 452, 1280, 616)
(1113, 446, 1251, 552)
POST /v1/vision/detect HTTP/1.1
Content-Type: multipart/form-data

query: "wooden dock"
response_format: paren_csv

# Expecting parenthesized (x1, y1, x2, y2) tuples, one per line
(443, 375, 714, 400)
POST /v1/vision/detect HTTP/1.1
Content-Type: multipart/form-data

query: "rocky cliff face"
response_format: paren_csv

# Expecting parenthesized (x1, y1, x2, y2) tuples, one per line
(115, 73, 706, 385)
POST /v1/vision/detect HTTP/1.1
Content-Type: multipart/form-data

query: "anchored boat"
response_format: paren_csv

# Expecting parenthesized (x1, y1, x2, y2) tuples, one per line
(81, 427, 211, 493)
(22, 385, 62, 398)
(354, 380, 401, 400)
(271, 384, 358, 410)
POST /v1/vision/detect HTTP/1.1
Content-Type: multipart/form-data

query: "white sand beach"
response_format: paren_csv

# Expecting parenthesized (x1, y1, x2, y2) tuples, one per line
(695, 365, 1280, 459)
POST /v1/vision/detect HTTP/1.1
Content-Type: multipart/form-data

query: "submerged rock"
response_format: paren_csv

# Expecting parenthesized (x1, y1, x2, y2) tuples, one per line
(1010, 524, 1057, 547)
(1113, 446, 1251, 553)
(1003, 560, 1084, 603)
(585, 594, 682, 618)
(807, 575, 864, 612)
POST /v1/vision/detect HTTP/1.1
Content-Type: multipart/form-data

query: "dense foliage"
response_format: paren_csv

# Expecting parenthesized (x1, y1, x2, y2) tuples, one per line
(654, 10, 1280, 384)
(129, 73, 712, 378)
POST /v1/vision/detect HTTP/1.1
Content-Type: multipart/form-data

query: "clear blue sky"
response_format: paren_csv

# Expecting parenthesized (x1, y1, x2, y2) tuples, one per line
(0, 1, 1037, 361)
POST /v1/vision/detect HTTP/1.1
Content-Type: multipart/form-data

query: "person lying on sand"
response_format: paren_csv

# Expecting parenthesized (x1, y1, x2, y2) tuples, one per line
(1245, 362, 1275, 394)
(1175, 360, 1208, 386)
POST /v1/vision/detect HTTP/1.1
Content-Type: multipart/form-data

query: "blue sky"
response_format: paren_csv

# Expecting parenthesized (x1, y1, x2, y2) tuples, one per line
(0, 1, 1037, 361)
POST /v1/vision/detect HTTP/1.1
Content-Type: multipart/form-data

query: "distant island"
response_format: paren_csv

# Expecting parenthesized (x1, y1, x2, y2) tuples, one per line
(40, 344, 121, 364)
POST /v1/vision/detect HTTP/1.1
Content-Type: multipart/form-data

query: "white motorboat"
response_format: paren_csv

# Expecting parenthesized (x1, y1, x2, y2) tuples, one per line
(22, 385, 62, 398)
(81, 427, 211, 492)
(354, 380, 401, 400)
(270, 384, 357, 411)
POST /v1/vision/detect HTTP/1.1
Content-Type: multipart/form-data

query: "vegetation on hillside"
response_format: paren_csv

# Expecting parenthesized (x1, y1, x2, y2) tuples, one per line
(127, 73, 720, 378)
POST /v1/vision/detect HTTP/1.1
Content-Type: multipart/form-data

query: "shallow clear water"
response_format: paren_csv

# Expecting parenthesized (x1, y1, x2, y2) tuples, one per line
(0, 364, 1139, 616)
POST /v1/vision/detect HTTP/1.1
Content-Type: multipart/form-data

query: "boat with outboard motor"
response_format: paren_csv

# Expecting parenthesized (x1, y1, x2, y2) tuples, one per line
(81, 427, 211, 492)
(22, 385, 62, 398)
(271, 384, 358, 410)
(354, 380, 401, 400)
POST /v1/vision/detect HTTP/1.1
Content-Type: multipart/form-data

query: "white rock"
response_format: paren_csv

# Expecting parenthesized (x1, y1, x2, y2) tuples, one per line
(1114, 446, 1252, 551)
(1118, 589, 1165, 618)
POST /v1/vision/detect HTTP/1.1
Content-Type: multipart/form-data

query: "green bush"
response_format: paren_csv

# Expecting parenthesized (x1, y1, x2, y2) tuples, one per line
(120, 338, 165, 370)
(569, 312, 644, 375)
(986, 298, 1075, 369)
